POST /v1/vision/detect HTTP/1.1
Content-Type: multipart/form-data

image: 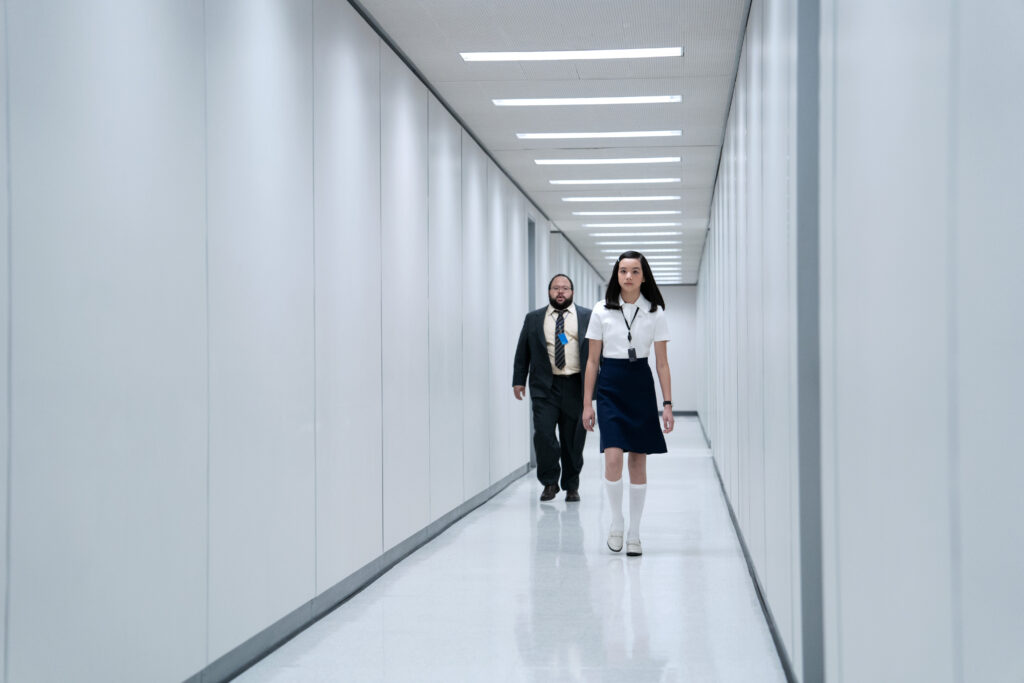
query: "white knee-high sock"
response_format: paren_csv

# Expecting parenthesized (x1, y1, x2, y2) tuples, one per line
(605, 477, 624, 532)
(627, 484, 647, 541)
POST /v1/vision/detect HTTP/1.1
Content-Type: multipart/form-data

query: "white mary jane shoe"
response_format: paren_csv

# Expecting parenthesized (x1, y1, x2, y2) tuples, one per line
(607, 530, 624, 553)
(626, 539, 643, 556)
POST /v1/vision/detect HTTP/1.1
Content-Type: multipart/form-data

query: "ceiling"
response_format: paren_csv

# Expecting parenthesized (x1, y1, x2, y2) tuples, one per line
(354, 0, 751, 285)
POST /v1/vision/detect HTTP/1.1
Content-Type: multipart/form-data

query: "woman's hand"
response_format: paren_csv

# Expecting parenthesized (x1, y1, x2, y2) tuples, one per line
(582, 405, 596, 432)
(662, 406, 674, 433)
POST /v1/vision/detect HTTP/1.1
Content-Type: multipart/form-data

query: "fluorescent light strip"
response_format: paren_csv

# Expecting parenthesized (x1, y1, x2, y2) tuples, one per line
(596, 241, 679, 246)
(562, 196, 680, 202)
(517, 130, 681, 140)
(551, 178, 680, 185)
(536, 157, 680, 166)
(573, 210, 681, 216)
(601, 248, 680, 253)
(494, 95, 680, 106)
(461, 47, 682, 62)
(590, 232, 682, 237)
(583, 222, 681, 228)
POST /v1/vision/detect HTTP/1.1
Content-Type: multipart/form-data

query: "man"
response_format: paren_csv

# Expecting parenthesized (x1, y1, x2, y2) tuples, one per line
(513, 274, 592, 502)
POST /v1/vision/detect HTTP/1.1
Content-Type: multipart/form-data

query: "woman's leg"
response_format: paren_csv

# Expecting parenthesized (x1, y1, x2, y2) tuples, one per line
(604, 448, 626, 543)
(627, 453, 648, 545)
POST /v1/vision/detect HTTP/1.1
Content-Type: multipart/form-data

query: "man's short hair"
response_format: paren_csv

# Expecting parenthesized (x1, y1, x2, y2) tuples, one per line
(548, 273, 574, 290)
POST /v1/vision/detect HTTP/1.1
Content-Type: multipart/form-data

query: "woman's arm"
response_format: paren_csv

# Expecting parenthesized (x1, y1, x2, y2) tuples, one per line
(581, 339, 602, 431)
(654, 340, 674, 433)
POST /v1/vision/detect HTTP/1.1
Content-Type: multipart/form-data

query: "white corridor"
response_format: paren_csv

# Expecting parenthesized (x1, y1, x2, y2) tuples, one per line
(236, 417, 787, 682)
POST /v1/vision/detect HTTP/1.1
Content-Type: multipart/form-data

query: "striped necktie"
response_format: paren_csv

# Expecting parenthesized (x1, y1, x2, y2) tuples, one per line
(554, 311, 566, 369)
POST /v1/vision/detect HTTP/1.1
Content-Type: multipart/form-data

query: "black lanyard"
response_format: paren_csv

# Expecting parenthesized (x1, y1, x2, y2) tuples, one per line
(620, 306, 640, 343)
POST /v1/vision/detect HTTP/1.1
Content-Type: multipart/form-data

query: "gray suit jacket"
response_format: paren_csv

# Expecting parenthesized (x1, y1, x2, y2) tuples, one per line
(512, 305, 592, 399)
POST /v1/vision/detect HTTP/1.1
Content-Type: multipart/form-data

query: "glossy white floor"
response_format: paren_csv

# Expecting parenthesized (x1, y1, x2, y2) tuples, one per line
(236, 417, 786, 682)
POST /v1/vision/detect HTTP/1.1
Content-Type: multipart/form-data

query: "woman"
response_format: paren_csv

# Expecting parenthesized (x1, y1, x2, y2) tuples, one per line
(582, 251, 673, 556)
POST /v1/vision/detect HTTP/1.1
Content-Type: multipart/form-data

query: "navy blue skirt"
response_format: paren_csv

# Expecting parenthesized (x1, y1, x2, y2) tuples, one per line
(596, 357, 668, 455)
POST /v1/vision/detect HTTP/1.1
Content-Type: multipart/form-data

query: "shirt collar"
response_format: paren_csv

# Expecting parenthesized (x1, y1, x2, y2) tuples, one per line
(618, 293, 649, 311)
(546, 303, 575, 317)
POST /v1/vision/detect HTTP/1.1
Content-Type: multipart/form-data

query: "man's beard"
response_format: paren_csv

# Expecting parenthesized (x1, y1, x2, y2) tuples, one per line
(549, 294, 573, 310)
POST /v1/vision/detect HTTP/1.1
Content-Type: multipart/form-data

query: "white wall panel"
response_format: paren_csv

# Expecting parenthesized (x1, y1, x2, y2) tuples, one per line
(699, 0, 803, 676)
(380, 47, 430, 549)
(821, 4, 956, 680)
(6, 3, 208, 681)
(507, 195, 530, 473)
(205, 0, 316, 660)
(428, 96, 465, 520)
(953, 3, 1024, 680)
(760, 0, 799, 666)
(487, 163, 509, 482)
(312, 0, 383, 589)
(0, 4, 9, 677)
(656, 287, 698, 413)
(461, 135, 491, 494)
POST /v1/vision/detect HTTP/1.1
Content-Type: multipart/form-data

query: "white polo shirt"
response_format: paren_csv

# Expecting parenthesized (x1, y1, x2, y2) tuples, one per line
(584, 294, 669, 359)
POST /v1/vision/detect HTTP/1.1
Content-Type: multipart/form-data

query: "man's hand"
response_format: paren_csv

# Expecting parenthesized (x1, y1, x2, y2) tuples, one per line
(513, 385, 526, 400)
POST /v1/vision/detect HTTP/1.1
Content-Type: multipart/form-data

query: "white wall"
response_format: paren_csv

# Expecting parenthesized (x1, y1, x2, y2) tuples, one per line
(703, 1, 1024, 681)
(461, 135, 491, 494)
(655, 286, 698, 413)
(819, 1, 1024, 681)
(0, 1, 543, 680)
(428, 96, 464, 521)
(0, 4, 9, 677)
(698, 0, 804, 676)
(312, 0, 384, 593)
(380, 46, 431, 550)
(6, 3, 209, 682)
(205, 1, 317, 660)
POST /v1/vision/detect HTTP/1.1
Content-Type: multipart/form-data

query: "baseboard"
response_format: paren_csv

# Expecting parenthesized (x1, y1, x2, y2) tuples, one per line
(186, 463, 531, 683)
(709, 457, 797, 683)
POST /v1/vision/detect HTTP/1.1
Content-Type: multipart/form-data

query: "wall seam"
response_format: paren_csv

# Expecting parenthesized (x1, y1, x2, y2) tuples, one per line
(2, 0, 11, 678)
(378, 40, 384, 556)
(310, 0, 318, 597)
(425, 94, 431, 524)
(795, 0, 824, 679)
(945, 0, 963, 679)
(201, 0, 212, 671)
(828, 0, 842, 676)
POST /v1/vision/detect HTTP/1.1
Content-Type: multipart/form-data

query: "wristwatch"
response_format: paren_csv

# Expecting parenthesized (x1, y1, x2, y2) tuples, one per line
(663, 400, 672, 407)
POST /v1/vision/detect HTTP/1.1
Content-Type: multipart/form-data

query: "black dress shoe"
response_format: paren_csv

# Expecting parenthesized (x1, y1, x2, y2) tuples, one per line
(540, 484, 559, 501)
(565, 490, 580, 502)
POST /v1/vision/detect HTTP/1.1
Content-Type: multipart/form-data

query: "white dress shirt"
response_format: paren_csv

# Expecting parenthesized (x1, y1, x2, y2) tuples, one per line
(584, 294, 669, 359)
(543, 303, 581, 374)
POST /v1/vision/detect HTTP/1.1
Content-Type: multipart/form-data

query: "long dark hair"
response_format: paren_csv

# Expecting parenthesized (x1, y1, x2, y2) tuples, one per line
(604, 251, 666, 312)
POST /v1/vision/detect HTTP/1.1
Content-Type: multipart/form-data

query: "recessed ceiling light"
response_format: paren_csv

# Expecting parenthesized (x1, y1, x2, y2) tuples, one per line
(601, 248, 680, 253)
(536, 157, 680, 166)
(596, 241, 680, 246)
(583, 222, 682, 228)
(551, 178, 680, 185)
(573, 210, 681, 216)
(461, 47, 682, 61)
(590, 232, 682, 237)
(494, 95, 681, 107)
(517, 130, 682, 140)
(562, 196, 680, 202)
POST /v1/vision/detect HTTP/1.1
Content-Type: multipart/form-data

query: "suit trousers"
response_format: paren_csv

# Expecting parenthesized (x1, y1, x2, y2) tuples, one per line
(531, 373, 586, 491)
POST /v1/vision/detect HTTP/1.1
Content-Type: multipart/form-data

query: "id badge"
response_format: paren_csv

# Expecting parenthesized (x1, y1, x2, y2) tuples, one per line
(557, 332, 569, 345)
(628, 347, 638, 363)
